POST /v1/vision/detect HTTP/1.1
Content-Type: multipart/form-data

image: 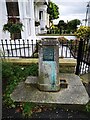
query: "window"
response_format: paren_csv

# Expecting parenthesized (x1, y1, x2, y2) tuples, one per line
(6, 2, 21, 39)
(6, 2, 19, 16)
(39, 11, 43, 20)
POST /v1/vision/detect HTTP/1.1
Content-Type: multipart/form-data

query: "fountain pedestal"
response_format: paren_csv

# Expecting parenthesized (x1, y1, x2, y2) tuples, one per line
(38, 38, 60, 91)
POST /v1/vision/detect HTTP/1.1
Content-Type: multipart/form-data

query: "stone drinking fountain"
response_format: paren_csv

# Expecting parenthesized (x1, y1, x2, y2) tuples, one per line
(11, 38, 89, 105)
(25, 38, 67, 91)
(38, 38, 60, 91)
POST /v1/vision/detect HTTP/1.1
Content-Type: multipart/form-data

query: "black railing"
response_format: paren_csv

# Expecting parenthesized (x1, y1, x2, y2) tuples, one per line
(0, 38, 90, 75)
(59, 39, 79, 58)
(0, 39, 78, 58)
(75, 38, 90, 75)
(0, 39, 37, 58)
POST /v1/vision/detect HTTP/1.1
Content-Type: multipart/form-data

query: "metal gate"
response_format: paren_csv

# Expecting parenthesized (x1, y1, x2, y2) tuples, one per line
(75, 38, 90, 75)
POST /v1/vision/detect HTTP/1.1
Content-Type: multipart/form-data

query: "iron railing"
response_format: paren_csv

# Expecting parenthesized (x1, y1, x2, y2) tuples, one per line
(0, 38, 90, 75)
(75, 38, 90, 75)
(0, 39, 79, 58)
(0, 39, 36, 58)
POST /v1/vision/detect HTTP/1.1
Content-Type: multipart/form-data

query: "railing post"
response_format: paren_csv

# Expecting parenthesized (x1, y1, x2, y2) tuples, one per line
(75, 38, 83, 75)
(31, 39, 33, 57)
(1, 39, 5, 59)
(23, 39, 26, 57)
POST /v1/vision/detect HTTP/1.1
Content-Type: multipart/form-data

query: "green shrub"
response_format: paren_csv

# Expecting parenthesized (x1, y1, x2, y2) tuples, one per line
(75, 26, 90, 38)
(2, 62, 38, 108)
(22, 102, 36, 117)
(58, 37, 68, 44)
(85, 102, 90, 112)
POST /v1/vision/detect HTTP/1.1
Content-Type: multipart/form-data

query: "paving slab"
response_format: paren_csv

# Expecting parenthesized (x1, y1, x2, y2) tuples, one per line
(80, 73, 90, 83)
(11, 74, 89, 105)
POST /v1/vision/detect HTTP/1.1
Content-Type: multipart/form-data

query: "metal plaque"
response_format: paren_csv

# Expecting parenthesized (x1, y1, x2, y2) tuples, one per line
(43, 47, 54, 61)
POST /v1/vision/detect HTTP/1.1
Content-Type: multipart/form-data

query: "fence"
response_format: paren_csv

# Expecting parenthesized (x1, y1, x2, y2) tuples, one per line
(0, 39, 78, 58)
(75, 38, 90, 75)
(0, 38, 90, 75)
(0, 39, 36, 58)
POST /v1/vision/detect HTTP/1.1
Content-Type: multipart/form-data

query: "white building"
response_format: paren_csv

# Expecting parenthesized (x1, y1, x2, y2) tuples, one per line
(0, 0, 50, 41)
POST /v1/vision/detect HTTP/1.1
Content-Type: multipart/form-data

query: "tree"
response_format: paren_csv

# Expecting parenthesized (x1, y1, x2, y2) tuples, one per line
(75, 26, 90, 38)
(67, 19, 81, 33)
(47, 1, 59, 22)
(58, 20, 67, 34)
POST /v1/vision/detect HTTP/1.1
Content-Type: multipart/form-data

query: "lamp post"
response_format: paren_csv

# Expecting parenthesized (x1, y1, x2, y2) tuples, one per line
(87, 2, 90, 26)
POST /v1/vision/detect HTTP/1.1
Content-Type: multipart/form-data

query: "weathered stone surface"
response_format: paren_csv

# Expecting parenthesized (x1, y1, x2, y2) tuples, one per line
(11, 74, 89, 105)
(41, 38, 59, 46)
(59, 66, 75, 73)
(38, 38, 60, 91)
(3, 58, 76, 66)
(59, 74, 83, 86)
(25, 76, 38, 84)
(60, 79, 68, 88)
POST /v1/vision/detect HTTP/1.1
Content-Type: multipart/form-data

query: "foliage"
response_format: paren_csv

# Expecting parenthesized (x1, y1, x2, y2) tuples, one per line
(58, 20, 67, 34)
(22, 102, 36, 117)
(48, 24, 59, 34)
(58, 37, 68, 44)
(3, 17, 23, 39)
(3, 21, 23, 34)
(75, 26, 90, 38)
(47, 19, 80, 35)
(2, 62, 38, 108)
(47, 1, 59, 21)
(85, 102, 90, 112)
(67, 19, 80, 33)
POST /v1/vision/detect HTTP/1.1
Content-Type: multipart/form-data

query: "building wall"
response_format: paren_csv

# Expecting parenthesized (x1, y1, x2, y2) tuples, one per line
(34, 0, 49, 34)
(14, 0, 36, 39)
(0, 0, 10, 39)
(0, 0, 49, 40)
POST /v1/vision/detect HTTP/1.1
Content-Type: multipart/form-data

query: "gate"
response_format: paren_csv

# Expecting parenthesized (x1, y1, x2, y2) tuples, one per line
(75, 38, 90, 75)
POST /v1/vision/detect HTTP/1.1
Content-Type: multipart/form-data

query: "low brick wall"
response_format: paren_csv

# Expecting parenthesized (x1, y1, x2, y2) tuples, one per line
(59, 59, 76, 73)
(2, 58, 76, 73)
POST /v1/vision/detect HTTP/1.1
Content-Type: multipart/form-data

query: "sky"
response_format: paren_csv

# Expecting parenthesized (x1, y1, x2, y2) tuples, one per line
(51, 0, 89, 25)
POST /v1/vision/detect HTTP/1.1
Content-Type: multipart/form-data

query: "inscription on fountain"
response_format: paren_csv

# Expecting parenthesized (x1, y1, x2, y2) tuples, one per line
(43, 47, 54, 61)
